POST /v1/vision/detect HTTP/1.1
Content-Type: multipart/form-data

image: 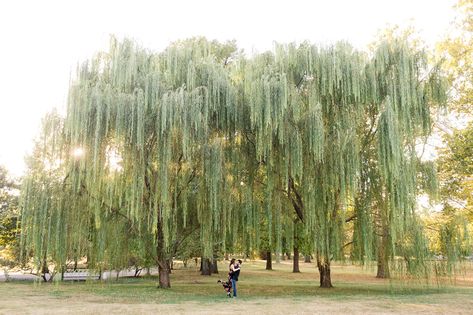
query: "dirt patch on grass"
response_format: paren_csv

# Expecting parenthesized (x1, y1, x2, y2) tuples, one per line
(2, 293, 473, 315)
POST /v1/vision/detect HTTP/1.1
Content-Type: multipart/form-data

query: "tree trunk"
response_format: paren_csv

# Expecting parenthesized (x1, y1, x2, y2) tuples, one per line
(304, 255, 311, 263)
(265, 251, 272, 270)
(156, 216, 171, 288)
(376, 225, 390, 279)
(293, 246, 300, 273)
(158, 262, 171, 288)
(41, 257, 49, 282)
(211, 258, 219, 274)
(201, 258, 212, 275)
(224, 253, 229, 261)
(317, 257, 333, 288)
(376, 257, 390, 279)
(376, 244, 390, 278)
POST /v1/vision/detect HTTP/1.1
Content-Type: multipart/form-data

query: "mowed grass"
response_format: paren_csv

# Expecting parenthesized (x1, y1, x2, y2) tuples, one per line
(1, 260, 473, 314)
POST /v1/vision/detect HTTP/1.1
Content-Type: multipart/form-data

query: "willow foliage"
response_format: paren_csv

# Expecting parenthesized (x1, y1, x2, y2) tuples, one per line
(21, 37, 446, 280)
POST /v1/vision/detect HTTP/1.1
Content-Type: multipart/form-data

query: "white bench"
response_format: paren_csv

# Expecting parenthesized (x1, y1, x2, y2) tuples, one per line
(62, 270, 101, 281)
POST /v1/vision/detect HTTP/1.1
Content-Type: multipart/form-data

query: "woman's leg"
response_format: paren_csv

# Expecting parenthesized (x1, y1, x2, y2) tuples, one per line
(231, 279, 237, 297)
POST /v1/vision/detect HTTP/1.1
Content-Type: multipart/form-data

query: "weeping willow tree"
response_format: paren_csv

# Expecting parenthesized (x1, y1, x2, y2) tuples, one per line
(235, 40, 446, 287)
(20, 111, 67, 280)
(21, 36, 446, 289)
(21, 37, 244, 288)
(350, 37, 447, 279)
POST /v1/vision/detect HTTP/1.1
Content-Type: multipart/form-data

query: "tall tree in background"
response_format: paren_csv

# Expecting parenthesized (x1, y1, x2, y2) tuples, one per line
(347, 26, 446, 279)
(432, 0, 473, 266)
(0, 166, 20, 265)
(20, 112, 65, 279)
(439, 0, 473, 112)
(435, 124, 473, 263)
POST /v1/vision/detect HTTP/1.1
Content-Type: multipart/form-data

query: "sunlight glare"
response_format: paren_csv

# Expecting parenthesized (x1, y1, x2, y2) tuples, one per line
(72, 147, 84, 158)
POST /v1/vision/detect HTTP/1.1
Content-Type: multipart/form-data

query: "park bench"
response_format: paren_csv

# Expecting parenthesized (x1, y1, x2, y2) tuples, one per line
(61, 269, 101, 281)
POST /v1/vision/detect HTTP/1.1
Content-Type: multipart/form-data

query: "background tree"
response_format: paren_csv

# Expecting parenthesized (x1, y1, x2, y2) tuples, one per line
(0, 166, 20, 267)
(434, 124, 473, 265)
(438, 0, 473, 112)
(20, 111, 66, 281)
(429, 0, 473, 266)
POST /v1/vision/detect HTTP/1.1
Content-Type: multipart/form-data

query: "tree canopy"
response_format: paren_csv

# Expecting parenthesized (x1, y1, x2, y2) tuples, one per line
(0, 166, 20, 266)
(20, 36, 447, 288)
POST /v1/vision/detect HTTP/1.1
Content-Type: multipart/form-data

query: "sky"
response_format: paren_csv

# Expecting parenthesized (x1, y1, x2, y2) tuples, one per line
(0, 0, 458, 177)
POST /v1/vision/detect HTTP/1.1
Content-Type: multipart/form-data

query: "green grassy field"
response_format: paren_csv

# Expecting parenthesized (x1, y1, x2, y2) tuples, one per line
(1, 260, 472, 314)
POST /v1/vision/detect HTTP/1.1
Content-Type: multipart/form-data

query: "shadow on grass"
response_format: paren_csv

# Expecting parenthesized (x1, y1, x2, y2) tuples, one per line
(12, 277, 464, 305)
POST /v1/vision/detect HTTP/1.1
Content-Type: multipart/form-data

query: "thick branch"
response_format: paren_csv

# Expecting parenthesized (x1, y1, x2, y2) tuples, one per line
(288, 176, 304, 222)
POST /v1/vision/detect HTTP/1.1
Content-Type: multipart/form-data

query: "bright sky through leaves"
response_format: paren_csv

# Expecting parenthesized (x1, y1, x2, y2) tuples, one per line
(0, 0, 456, 176)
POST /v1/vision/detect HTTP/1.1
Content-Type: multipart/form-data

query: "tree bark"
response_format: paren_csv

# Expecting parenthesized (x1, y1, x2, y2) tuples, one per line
(201, 258, 212, 275)
(293, 246, 300, 273)
(41, 256, 49, 282)
(376, 257, 390, 278)
(317, 257, 333, 288)
(156, 215, 171, 288)
(211, 258, 219, 274)
(304, 255, 311, 263)
(265, 251, 272, 270)
(158, 262, 171, 288)
(376, 224, 391, 279)
(376, 221, 391, 279)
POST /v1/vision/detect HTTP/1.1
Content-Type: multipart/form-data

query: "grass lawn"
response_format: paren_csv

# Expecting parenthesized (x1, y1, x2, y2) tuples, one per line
(1, 260, 472, 314)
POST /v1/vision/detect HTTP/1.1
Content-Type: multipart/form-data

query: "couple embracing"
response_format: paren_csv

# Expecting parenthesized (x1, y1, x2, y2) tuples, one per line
(228, 258, 242, 297)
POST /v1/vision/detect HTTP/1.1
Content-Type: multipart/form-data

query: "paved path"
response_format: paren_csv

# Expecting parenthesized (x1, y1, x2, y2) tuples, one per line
(0, 272, 40, 281)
